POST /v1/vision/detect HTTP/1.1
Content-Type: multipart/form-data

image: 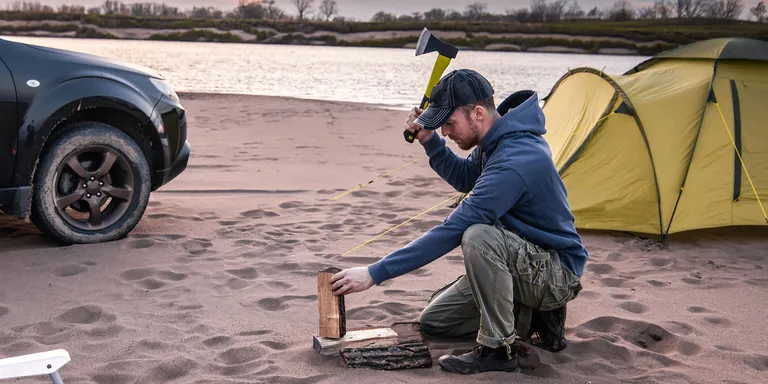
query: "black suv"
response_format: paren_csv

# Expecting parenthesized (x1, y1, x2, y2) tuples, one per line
(0, 37, 190, 244)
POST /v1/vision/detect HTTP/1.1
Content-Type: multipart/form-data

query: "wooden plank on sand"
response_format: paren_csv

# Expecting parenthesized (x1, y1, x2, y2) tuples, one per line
(340, 343, 433, 370)
(313, 328, 399, 356)
(317, 267, 345, 338)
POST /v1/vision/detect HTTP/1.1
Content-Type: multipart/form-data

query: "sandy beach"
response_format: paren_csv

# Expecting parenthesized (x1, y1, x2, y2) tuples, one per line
(1, 92, 767, 384)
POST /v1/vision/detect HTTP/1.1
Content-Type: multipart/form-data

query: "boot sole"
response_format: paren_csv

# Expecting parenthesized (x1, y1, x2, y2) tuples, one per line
(438, 360, 521, 374)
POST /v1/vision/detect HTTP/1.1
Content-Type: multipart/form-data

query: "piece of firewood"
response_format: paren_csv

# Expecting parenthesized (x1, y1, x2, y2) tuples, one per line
(313, 328, 398, 356)
(340, 343, 433, 370)
(391, 322, 424, 344)
(317, 267, 345, 338)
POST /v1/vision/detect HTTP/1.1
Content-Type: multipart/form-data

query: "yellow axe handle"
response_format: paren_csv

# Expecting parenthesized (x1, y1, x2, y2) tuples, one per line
(405, 54, 453, 143)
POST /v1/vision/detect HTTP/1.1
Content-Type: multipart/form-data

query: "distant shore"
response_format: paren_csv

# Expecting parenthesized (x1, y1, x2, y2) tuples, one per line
(2, 13, 767, 56)
(0, 20, 648, 55)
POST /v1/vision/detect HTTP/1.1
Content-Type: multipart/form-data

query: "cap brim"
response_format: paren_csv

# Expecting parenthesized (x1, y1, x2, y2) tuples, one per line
(415, 105, 453, 130)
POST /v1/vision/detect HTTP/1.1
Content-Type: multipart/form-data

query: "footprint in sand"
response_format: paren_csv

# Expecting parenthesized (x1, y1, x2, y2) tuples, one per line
(263, 281, 293, 290)
(214, 346, 268, 375)
(340, 256, 380, 264)
(128, 238, 156, 249)
(316, 189, 342, 195)
(587, 263, 615, 275)
(240, 209, 280, 219)
(260, 341, 288, 351)
(225, 267, 260, 280)
(53, 264, 88, 277)
(139, 357, 197, 382)
(600, 277, 629, 287)
(242, 295, 317, 311)
(199, 212, 220, 220)
(649, 258, 674, 267)
(619, 301, 649, 314)
(606, 252, 630, 262)
(647, 280, 670, 287)
(0, 305, 9, 317)
(279, 201, 302, 209)
(55, 305, 106, 324)
(744, 278, 768, 287)
(703, 316, 734, 328)
(203, 336, 235, 349)
(742, 354, 768, 372)
(574, 316, 701, 357)
(79, 261, 97, 266)
(687, 306, 714, 313)
(182, 238, 213, 255)
(119, 267, 188, 291)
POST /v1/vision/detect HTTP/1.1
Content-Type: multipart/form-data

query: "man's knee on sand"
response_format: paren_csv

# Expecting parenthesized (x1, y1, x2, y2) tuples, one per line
(461, 223, 495, 252)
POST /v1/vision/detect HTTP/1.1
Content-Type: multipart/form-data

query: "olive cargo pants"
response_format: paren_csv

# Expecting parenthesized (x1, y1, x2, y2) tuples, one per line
(419, 224, 582, 349)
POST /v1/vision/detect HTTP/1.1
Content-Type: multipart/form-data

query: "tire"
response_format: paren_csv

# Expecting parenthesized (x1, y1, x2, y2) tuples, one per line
(31, 121, 151, 244)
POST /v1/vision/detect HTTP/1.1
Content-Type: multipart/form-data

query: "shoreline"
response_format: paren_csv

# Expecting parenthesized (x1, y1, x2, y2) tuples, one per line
(0, 19, 679, 56)
(175, 91, 416, 112)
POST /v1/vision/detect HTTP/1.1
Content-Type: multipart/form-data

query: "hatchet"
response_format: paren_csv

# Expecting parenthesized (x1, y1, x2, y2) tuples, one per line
(404, 28, 460, 143)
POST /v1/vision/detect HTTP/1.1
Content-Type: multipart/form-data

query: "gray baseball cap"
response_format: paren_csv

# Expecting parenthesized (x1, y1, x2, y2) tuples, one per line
(416, 69, 495, 130)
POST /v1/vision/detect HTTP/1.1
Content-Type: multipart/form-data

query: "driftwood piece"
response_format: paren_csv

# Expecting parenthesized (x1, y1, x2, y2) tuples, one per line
(340, 343, 433, 370)
(313, 328, 399, 356)
(317, 267, 345, 338)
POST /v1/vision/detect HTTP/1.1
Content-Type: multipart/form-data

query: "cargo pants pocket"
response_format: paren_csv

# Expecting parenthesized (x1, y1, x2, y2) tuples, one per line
(511, 240, 552, 309)
(540, 251, 582, 312)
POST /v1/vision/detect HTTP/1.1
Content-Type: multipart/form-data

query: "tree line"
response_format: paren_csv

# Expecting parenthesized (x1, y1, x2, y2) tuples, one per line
(2, 0, 766, 22)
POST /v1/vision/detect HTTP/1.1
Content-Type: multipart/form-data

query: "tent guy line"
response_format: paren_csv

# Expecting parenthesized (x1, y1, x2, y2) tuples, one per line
(713, 101, 767, 223)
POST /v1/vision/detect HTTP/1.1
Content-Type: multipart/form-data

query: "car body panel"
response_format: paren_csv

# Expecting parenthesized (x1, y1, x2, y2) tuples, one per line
(0, 56, 18, 187)
(13, 77, 159, 186)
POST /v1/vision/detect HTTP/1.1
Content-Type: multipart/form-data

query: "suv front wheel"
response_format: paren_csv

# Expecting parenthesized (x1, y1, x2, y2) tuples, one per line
(31, 122, 151, 244)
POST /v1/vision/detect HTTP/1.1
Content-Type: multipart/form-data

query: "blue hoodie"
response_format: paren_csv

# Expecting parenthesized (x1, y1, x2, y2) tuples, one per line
(367, 90, 589, 285)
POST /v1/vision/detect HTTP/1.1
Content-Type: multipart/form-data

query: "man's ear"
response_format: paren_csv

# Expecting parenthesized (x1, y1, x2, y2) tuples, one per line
(474, 105, 486, 120)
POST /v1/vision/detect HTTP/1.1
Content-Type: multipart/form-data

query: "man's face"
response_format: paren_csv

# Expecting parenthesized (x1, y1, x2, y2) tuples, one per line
(440, 107, 482, 151)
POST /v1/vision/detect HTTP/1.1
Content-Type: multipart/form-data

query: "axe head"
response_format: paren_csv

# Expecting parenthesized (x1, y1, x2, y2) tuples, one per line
(415, 27, 458, 59)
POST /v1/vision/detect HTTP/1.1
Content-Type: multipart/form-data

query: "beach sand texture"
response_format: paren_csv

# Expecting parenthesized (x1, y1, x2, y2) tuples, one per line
(1, 93, 767, 383)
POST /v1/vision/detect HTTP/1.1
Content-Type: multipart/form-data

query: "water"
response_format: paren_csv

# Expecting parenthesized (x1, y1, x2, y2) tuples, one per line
(2, 36, 648, 109)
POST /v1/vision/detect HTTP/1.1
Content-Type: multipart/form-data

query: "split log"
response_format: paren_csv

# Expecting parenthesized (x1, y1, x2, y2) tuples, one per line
(313, 328, 398, 356)
(317, 267, 345, 338)
(340, 343, 433, 370)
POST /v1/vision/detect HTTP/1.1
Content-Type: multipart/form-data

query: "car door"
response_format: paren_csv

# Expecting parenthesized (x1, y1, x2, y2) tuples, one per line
(0, 56, 18, 188)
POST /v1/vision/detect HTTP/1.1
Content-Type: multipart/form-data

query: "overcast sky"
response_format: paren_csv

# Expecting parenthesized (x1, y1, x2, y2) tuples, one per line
(23, 0, 762, 20)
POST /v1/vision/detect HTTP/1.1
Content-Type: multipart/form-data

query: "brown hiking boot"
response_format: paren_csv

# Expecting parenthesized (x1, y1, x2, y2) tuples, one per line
(437, 344, 521, 374)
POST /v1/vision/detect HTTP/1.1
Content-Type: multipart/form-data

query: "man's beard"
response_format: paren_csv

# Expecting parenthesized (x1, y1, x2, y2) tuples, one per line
(458, 121, 481, 150)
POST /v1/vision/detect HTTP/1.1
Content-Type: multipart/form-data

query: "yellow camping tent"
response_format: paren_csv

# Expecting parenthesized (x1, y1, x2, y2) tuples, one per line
(541, 37, 768, 242)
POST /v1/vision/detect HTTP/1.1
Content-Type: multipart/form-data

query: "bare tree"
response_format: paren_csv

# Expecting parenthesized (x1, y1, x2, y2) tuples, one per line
(656, 0, 673, 18)
(704, 0, 744, 19)
(750, 0, 766, 21)
(586, 5, 603, 18)
(424, 8, 447, 20)
(545, 0, 569, 20)
(676, 0, 708, 17)
(565, 0, 585, 19)
(293, 0, 314, 21)
(608, 0, 635, 20)
(465, 2, 487, 20)
(530, 0, 547, 21)
(58, 4, 85, 13)
(319, 0, 338, 21)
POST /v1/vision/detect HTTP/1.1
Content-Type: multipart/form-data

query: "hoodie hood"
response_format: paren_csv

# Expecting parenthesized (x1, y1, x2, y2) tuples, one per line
(481, 90, 546, 153)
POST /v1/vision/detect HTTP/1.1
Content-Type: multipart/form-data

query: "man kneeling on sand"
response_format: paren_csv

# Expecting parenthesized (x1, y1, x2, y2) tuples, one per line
(331, 69, 587, 374)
